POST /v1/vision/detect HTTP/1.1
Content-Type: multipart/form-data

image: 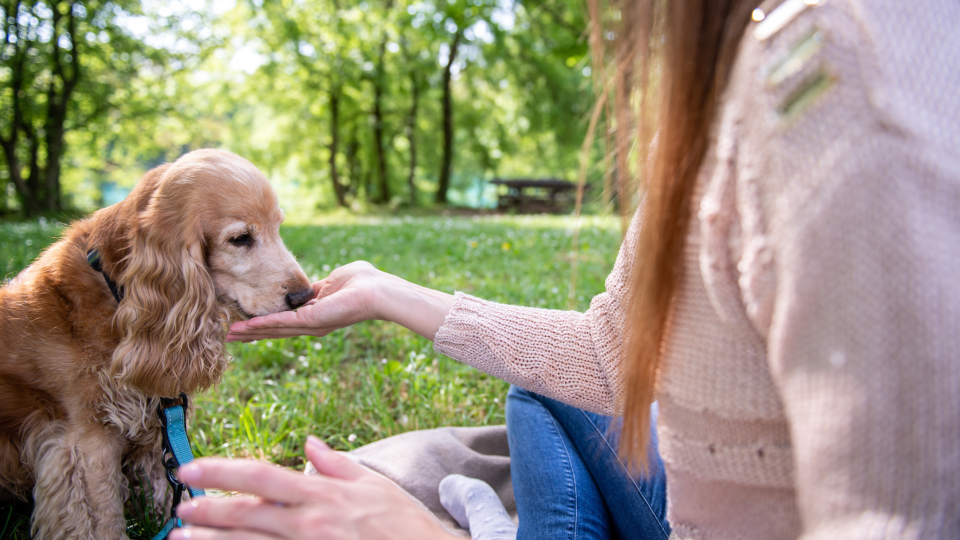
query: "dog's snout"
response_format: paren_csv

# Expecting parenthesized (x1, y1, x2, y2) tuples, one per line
(285, 287, 314, 310)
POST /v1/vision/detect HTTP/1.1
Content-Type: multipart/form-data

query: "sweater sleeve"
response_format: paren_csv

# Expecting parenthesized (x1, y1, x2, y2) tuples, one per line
(433, 209, 641, 416)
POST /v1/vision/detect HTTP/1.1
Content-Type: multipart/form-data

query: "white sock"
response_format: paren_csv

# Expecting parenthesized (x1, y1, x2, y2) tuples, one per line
(439, 474, 517, 540)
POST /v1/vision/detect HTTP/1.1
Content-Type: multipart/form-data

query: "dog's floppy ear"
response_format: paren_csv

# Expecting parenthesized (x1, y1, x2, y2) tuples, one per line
(111, 174, 227, 397)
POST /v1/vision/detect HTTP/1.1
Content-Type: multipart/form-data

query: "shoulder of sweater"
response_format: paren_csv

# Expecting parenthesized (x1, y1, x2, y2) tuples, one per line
(721, 0, 951, 232)
(702, 0, 960, 335)
(732, 0, 959, 184)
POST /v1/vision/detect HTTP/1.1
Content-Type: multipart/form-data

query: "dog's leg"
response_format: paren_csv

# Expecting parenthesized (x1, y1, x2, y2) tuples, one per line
(30, 423, 129, 540)
(124, 432, 172, 523)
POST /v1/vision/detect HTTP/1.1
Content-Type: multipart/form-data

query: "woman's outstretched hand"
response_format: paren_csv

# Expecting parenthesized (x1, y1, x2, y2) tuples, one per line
(169, 437, 458, 540)
(225, 261, 454, 342)
(226, 261, 382, 341)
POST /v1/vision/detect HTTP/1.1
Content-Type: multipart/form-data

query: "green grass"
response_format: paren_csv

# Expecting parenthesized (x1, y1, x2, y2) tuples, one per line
(0, 212, 622, 537)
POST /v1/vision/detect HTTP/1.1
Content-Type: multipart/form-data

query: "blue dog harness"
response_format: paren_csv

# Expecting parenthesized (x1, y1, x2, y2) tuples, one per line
(151, 394, 205, 540)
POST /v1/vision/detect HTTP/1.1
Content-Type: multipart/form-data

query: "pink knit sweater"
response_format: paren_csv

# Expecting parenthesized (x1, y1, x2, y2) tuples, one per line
(434, 1, 960, 538)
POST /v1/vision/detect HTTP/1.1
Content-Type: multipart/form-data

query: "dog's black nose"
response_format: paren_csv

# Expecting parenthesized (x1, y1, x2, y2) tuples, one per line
(286, 287, 314, 310)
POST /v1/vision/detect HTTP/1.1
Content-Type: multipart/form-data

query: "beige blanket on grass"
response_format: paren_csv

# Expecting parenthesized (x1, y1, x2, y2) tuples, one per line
(305, 425, 515, 536)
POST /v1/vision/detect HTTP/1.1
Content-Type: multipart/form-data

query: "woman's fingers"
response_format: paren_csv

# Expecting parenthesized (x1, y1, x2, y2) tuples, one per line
(305, 436, 372, 482)
(169, 526, 278, 540)
(171, 440, 458, 540)
(226, 305, 348, 341)
(225, 325, 346, 342)
(178, 458, 325, 506)
(175, 496, 290, 538)
(236, 308, 312, 330)
(230, 285, 370, 332)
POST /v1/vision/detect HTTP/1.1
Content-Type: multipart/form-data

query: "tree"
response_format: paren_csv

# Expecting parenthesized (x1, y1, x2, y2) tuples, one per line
(0, 0, 151, 216)
(435, 25, 460, 204)
(399, 35, 423, 206)
(328, 87, 347, 207)
(369, 0, 395, 204)
(247, 0, 370, 207)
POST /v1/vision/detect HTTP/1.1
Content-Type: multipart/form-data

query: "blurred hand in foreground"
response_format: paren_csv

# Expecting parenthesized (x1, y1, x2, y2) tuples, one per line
(226, 261, 454, 342)
(169, 436, 457, 540)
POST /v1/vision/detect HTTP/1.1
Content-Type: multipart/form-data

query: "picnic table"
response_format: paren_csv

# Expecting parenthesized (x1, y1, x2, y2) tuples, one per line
(489, 178, 586, 213)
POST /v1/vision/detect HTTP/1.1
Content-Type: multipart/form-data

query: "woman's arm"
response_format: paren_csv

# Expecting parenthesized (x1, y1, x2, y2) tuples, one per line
(228, 210, 642, 416)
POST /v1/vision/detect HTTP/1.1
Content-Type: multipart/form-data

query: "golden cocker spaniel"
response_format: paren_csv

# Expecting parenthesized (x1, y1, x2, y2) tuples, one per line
(0, 149, 313, 539)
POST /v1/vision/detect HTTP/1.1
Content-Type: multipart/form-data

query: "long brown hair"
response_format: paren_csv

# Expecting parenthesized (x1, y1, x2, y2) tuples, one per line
(587, 0, 761, 466)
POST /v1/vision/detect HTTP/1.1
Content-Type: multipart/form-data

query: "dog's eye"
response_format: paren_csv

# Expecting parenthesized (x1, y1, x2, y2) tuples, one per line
(229, 233, 254, 248)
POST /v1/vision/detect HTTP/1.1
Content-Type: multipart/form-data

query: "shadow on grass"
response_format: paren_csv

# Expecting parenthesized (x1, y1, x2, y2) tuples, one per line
(1, 499, 32, 540)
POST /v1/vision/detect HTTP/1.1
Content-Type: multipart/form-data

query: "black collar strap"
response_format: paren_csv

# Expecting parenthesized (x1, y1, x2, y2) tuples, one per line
(87, 249, 124, 303)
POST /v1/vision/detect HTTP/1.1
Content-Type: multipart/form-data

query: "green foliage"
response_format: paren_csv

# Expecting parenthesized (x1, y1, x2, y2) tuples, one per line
(0, 212, 621, 536)
(3, 0, 604, 217)
(125, 469, 169, 539)
(217, 0, 596, 208)
(0, 0, 178, 214)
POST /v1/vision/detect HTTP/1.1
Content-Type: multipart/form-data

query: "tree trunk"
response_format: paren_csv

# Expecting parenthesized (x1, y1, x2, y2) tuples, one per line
(43, 116, 65, 212)
(405, 72, 419, 206)
(328, 90, 348, 207)
(3, 106, 43, 217)
(0, 139, 37, 216)
(363, 167, 372, 201)
(0, 1, 39, 216)
(0, 0, 81, 215)
(346, 123, 361, 198)
(26, 131, 41, 214)
(372, 79, 389, 203)
(371, 29, 390, 204)
(436, 28, 462, 204)
(42, 0, 80, 212)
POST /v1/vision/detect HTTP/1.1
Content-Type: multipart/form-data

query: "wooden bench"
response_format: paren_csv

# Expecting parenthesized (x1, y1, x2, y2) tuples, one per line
(489, 178, 586, 213)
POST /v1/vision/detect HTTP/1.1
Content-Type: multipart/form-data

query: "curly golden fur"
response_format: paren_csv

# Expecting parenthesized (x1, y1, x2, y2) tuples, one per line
(0, 149, 313, 539)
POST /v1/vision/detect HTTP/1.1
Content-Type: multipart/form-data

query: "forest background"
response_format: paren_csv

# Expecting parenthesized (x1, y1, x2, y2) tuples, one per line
(0, 0, 646, 219)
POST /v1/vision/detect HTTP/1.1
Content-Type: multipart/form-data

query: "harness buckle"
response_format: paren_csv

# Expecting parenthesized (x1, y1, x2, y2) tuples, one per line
(157, 394, 189, 426)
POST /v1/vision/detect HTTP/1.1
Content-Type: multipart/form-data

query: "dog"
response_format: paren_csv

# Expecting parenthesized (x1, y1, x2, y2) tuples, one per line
(0, 149, 314, 539)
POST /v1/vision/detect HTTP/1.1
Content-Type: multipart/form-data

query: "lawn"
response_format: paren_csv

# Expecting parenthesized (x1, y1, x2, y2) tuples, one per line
(0, 212, 622, 538)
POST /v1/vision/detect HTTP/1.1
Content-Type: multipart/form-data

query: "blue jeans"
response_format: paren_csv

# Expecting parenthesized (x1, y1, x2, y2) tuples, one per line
(506, 386, 670, 540)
